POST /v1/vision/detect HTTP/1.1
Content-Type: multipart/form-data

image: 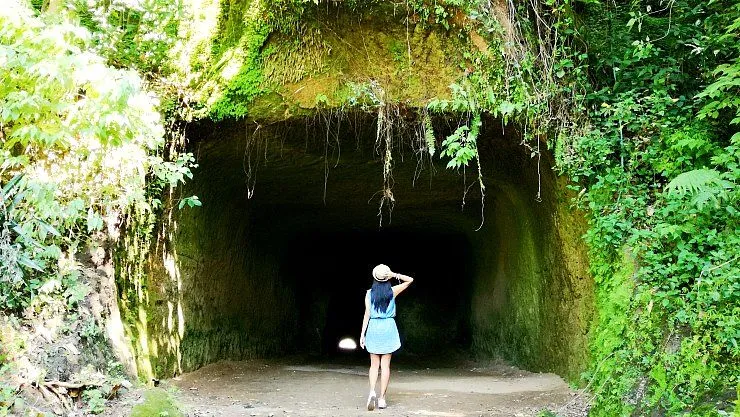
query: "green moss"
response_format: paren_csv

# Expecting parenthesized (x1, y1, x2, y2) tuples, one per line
(114, 208, 157, 382)
(179, 327, 286, 371)
(209, 2, 270, 120)
(388, 39, 407, 64)
(114, 202, 188, 381)
(585, 250, 640, 417)
(470, 163, 594, 383)
(590, 250, 635, 362)
(196, 1, 476, 120)
(130, 388, 183, 417)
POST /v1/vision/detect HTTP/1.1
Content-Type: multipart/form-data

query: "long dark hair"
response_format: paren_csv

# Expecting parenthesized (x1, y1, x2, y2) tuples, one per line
(370, 280, 393, 312)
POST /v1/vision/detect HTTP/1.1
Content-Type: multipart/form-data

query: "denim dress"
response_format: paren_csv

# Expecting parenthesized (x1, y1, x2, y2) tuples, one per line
(365, 290, 401, 354)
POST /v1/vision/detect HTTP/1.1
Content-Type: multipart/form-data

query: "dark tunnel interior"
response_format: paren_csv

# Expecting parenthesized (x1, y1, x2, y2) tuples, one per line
(146, 112, 594, 380)
(281, 227, 475, 358)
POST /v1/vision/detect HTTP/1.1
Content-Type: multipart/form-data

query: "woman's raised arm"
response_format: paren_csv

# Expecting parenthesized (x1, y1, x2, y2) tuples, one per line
(391, 273, 414, 297)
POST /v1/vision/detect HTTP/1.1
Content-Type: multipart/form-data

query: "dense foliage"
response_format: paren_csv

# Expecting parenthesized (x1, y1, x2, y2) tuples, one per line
(554, 1, 739, 415)
(2, 1, 156, 309)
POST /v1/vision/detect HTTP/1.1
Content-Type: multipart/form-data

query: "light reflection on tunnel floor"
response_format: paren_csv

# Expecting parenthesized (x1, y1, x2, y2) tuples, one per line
(337, 337, 357, 350)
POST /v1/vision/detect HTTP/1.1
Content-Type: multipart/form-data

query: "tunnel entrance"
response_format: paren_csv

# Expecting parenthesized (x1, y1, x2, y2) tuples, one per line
(148, 112, 593, 381)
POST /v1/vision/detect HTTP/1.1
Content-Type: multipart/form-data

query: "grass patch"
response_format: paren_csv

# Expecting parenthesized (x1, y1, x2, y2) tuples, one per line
(130, 388, 183, 417)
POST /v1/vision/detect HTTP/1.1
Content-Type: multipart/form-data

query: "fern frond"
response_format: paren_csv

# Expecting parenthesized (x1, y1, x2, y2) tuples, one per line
(666, 169, 735, 208)
(666, 169, 723, 195)
(691, 190, 719, 210)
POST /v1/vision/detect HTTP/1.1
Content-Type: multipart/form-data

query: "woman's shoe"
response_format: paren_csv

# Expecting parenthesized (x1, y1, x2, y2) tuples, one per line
(366, 391, 377, 411)
(378, 398, 387, 409)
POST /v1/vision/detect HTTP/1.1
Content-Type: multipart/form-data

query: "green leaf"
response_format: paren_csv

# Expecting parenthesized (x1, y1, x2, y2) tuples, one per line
(36, 219, 61, 237)
(178, 196, 202, 209)
(499, 101, 516, 115)
(86, 209, 104, 232)
(1, 174, 24, 197)
(17, 255, 44, 272)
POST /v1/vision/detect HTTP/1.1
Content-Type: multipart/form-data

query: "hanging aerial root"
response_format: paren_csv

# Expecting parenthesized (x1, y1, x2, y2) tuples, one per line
(364, 81, 399, 227)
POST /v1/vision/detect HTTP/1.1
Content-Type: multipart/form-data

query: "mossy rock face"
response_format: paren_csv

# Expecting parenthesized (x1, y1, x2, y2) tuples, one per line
(130, 388, 183, 417)
(259, 10, 465, 111)
(186, 0, 491, 121)
(468, 139, 594, 382)
(469, 195, 594, 381)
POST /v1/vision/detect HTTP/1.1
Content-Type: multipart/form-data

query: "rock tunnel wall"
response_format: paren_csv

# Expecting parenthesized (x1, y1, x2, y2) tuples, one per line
(470, 133, 594, 378)
(119, 113, 594, 382)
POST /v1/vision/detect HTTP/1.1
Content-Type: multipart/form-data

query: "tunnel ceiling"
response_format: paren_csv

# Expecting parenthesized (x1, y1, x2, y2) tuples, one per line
(186, 113, 536, 230)
(140, 112, 594, 383)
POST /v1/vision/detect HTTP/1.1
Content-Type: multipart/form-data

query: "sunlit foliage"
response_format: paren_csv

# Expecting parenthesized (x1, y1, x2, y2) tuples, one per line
(0, 0, 191, 310)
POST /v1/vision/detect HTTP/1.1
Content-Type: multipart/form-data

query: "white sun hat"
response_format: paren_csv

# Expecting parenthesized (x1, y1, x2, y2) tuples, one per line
(372, 264, 393, 282)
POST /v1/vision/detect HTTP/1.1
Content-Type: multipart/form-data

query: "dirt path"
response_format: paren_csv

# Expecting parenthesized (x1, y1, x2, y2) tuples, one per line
(165, 359, 589, 417)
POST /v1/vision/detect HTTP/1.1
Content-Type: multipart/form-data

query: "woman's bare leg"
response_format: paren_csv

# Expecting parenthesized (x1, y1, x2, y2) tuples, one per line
(369, 354, 380, 392)
(379, 354, 392, 399)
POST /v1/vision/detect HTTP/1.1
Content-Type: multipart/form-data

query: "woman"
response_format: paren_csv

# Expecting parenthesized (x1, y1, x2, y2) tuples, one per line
(359, 264, 414, 411)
